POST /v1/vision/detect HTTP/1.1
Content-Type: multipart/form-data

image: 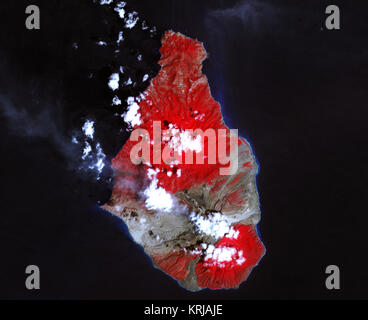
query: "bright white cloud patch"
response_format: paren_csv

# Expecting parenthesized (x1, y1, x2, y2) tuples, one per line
(143, 168, 189, 214)
(100, 0, 113, 5)
(82, 120, 95, 139)
(143, 178, 174, 213)
(227, 228, 240, 239)
(203, 246, 246, 268)
(108, 73, 120, 91)
(164, 125, 203, 156)
(205, 245, 236, 262)
(147, 167, 160, 180)
(114, 1, 126, 18)
(79, 119, 106, 180)
(125, 12, 139, 29)
(123, 97, 142, 127)
(187, 212, 245, 267)
(189, 212, 239, 240)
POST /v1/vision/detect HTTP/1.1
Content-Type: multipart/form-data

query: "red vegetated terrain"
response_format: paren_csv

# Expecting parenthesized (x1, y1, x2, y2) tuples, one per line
(112, 30, 249, 194)
(195, 225, 265, 289)
(152, 251, 199, 281)
(109, 31, 264, 290)
(152, 224, 265, 289)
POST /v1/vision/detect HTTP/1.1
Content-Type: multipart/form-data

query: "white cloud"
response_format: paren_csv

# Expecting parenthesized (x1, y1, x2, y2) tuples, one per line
(143, 178, 174, 213)
(112, 96, 122, 105)
(203, 246, 246, 268)
(108, 73, 120, 91)
(147, 167, 160, 180)
(114, 1, 126, 18)
(79, 120, 106, 180)
(87, 142, 106, 180)
(117, 31, 124, 44)
(123, 96, 142, 127)
(82, 120, 95, 139)
(189, 212, 237, 240)
(82, 141, 92, 160)
(123, 77, 133, 86)
(164, 126, 203, 156)
(100, 0, 113, 5)
(125, 12, 139, 29)
(227, 228, 240, 239)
